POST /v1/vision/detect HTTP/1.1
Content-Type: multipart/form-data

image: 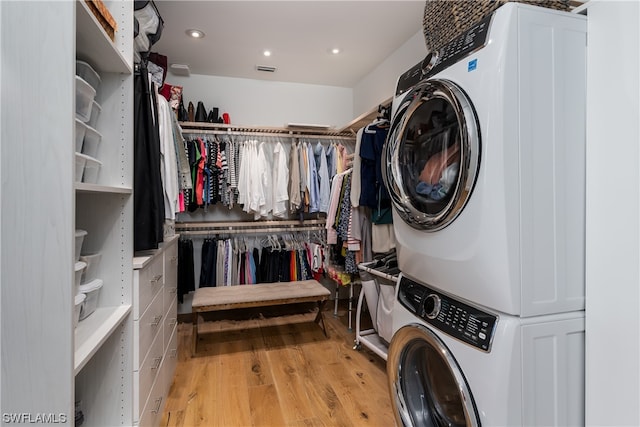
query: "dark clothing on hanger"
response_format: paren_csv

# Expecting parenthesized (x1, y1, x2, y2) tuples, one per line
(199, 238, 217, 287)
(177, 239, 195, 303)
(134, 61, 165, 251)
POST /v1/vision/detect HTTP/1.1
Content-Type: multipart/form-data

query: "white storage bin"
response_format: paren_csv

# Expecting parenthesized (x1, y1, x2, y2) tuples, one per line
(76, 60, 101, 93)
(79, 253, 101, 283)
(75, 119, 87, 152)
(82, 155, 102, 184)
(75, 152, 86, 182)
(75, 229, 87, 262)
(74, 261, 87, 296)
(75, 76, 96, 123)
(81, 125, 102, 158)
(88, 100, 101, 128)
(74, 293, 86, 329)
(79, 279, 103, 320)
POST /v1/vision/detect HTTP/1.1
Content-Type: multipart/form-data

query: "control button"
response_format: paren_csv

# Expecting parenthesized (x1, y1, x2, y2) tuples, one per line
(423, 294, 441, 319)
(479, 332, 486, 340)
(421, 51, 439, 76)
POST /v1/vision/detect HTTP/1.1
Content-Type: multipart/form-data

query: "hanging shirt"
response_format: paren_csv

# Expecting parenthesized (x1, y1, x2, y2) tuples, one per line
(288, 142, 301, 213)
(313, 141, 330, 213)
(350, 128, 365, 208)
(307, 142, 320, 213)
(272, 141, 289, 217)
(156, 93, 179, 219)
(326, 143, 337, 182)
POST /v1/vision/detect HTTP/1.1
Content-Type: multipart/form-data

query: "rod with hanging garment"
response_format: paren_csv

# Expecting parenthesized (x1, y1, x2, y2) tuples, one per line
(175, 219, 327, 236)
(180, 128, 355, 141)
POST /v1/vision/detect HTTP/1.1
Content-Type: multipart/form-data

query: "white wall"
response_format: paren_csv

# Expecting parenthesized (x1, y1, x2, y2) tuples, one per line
(585, 1, 640, 425)
(352, 31, 427, 117)
(166, 73, 353, 129)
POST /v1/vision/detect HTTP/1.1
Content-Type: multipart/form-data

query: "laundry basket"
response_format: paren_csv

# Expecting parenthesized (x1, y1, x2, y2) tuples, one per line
(422, 0, 572, 53)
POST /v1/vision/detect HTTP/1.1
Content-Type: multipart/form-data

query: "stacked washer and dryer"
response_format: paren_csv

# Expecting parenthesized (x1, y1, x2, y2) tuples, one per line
(382, 4, 587, 426)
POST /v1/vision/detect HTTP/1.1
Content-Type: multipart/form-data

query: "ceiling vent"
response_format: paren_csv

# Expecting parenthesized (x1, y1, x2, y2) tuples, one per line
(256, 65, 277, 73)
(170, 63, 191, 76)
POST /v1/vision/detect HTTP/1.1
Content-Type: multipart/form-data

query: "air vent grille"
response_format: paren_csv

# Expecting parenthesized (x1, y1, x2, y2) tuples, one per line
(256, 65, 277, 73)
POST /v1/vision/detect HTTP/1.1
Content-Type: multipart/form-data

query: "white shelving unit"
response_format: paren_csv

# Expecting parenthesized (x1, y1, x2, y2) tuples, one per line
(1, 1, 134, 423)
(74, 1, 134, 425)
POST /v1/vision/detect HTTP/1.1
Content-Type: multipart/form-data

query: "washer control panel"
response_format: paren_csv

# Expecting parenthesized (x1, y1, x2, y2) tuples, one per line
(398, 276, 498, 352)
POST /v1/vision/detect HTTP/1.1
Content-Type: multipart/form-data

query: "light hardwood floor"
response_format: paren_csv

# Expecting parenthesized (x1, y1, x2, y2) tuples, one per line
(161, 302, 396, 427)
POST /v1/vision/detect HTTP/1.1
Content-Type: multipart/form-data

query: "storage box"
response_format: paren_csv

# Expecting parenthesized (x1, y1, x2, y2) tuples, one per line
(79, 279, 103, 320)
(81, 154, 102, 184)
(74, 293, 86, 329)
(88, 100, 101, 128)
(74, 261, 87, 296)
(75, 153, 86, 182)
(75, 229, 88, 262)
(75, 119, 87, 152)
(79, 253, 101, 283)
(84, 0, 117, 41)
(81, 125, 102, 158)
(75, 76, 96, 123)
(76, 60, 101, 94)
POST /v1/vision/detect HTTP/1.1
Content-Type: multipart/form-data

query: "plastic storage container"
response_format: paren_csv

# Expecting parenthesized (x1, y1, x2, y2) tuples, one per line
(75, 119, 87, 152)
(81, 125, 102, 158)
(76, 60, 101, 93)
(75, 229, 87, 262)
(75, 152, 87, 182)
(74, 261, 87, 296)
(75, 76, 96, 123)
(81, 155, 102, 184)
(79, 253, 101, 283)
(79, 279, 103, 320)
(88, 100, 101, 128)
(74, 293, 86, 329)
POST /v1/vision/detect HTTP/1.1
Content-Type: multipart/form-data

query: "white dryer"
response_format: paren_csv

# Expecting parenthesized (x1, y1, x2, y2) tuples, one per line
(388, 275, 585, 427)
(382, 3, 587, 317)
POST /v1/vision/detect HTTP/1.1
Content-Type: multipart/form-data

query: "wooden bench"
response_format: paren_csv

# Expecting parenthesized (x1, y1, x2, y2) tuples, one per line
(191, 280, 331, 355)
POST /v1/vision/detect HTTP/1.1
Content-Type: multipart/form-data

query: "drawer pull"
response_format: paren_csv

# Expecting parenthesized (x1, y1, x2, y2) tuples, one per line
(170, 287, 177, 295)
(151, 356, 162, 370)
(171, 256, 178, 263)
(150, 274, 163, 284)
(151, 315, 163, 327)
(170, 349, 178, 359)
(151, 397, 163, 414)
(169, 318, 177, 327)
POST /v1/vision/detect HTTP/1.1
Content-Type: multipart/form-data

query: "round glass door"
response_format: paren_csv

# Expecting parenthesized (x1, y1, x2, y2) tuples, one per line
(383, 79, 480, 231)
(387, 325, 480, 427)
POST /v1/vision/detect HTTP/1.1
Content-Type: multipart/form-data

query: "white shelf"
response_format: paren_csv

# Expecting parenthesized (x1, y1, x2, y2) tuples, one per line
(75, 182, 132, 194)
(76, 0, 131, 74)
(74, 304, 131, 374)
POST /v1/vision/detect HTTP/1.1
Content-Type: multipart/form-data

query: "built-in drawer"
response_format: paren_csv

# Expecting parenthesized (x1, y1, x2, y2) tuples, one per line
(162, 327, 178, 404)
(163, 278, 177, 317)
(134, 254, 163, 319)
(134, 290, 164, 369)
(163, 295, 177, 350)
(135, 328, 163, 424)
(138, 363, 164, 427)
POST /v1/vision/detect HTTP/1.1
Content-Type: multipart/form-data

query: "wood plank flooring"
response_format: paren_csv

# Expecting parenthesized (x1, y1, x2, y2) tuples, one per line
(161, 302, 395, 427)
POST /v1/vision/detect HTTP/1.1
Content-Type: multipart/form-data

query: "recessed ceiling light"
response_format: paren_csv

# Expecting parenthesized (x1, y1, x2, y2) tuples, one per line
(263, 50, 272, 57)
(331, 48, 341, 54)
(186, 29, 205, 39)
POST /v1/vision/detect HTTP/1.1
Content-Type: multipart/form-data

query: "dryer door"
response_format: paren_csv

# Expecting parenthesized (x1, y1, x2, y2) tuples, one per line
(383, 79, 480, 231)
(387, 324, 480, 427)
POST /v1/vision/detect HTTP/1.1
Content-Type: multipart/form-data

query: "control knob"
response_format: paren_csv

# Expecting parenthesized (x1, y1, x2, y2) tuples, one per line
(423, 294, 441, 319)
(421, 51, 439, 76)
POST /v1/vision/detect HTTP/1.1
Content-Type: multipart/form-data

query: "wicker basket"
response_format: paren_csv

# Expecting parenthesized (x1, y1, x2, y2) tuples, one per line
(422, 0, 572, 53)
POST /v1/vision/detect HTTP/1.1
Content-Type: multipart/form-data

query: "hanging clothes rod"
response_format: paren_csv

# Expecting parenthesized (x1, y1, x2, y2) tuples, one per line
(180, 128, 355, 141)
(178, 225, 326, 236)
(175, 219, 326, 232)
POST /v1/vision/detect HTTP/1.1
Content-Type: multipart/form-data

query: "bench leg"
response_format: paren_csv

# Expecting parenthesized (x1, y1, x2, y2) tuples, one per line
(315, 300, 329, 337)
(191, 312, 198, 357)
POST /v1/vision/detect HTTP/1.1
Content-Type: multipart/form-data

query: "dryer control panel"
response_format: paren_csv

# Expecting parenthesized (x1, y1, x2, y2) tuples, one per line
(398, 276, 498, 352)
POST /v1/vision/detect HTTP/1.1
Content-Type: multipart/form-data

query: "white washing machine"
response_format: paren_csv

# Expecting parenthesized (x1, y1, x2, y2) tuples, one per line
(388, 275, 585, 427)
(382, 3, 587, 317)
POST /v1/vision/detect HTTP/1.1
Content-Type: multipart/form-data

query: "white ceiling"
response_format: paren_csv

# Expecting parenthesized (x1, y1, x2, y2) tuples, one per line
(152, 1, 426, 88)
